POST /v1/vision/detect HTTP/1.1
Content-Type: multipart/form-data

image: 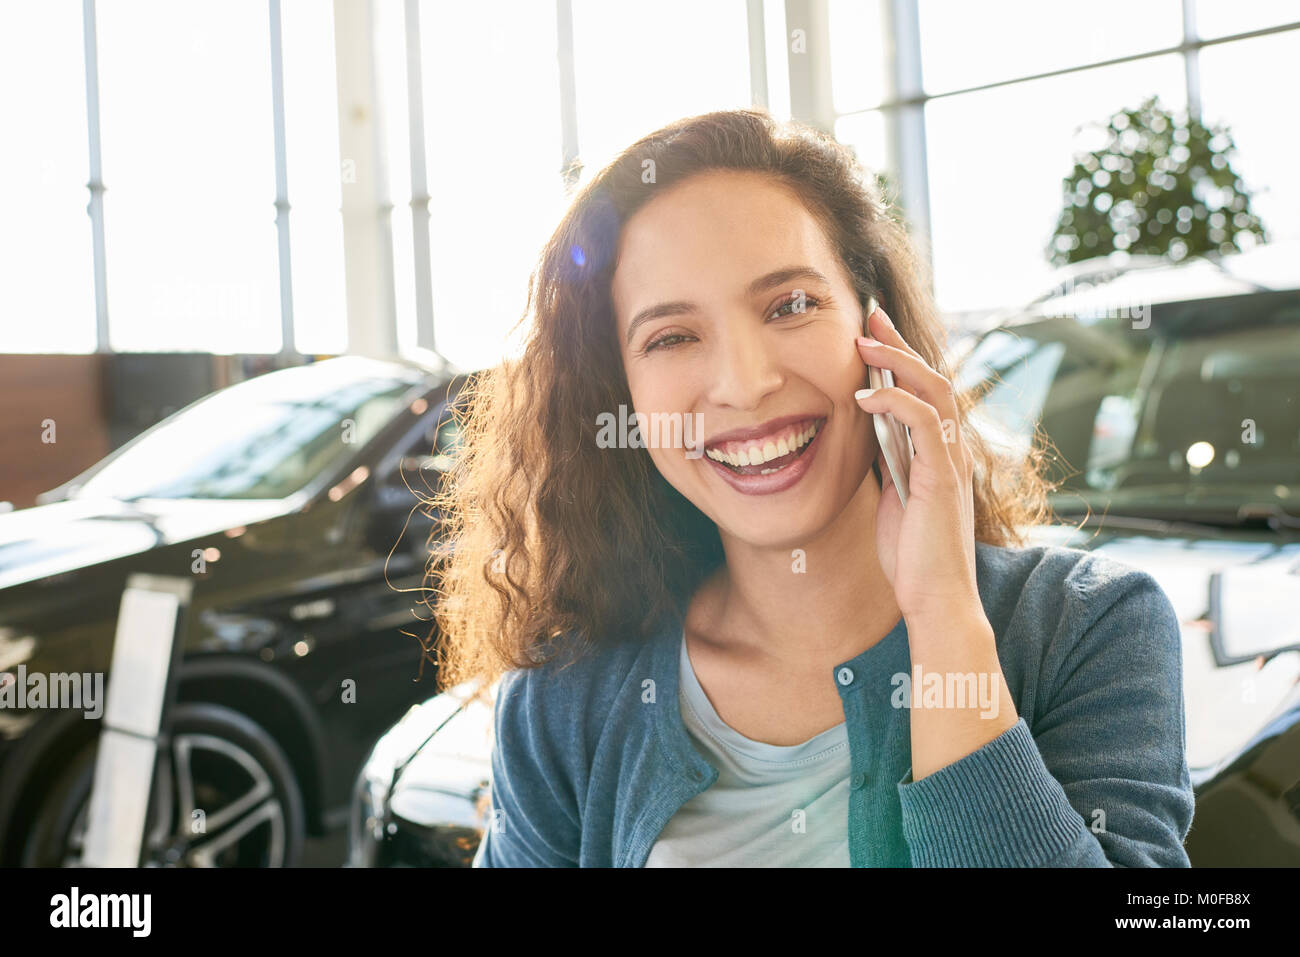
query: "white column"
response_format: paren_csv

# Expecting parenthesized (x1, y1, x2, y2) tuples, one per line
(333, 0, 398, 359)
(1181, 0, 1202, 122)
(884, 0, 933, 271)
(783, 0, 835, 135)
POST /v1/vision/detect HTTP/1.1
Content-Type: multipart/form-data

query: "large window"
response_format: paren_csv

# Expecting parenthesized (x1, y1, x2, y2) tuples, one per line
(925, 56, 1186, 311)
(917, 0, 1183, 95)
(281, 0, 348, 356)
(0, 1, 97, 352)
(1194, 0, 1299, 39)
(97, 0, 280, 353)
(827, 1, 1300, 318)
(570, 0, 752, 182)
(6, 3, 1296, 360)
(0, 0, 344, 355)
(373, 0, 756, 371)
(1197, 29, 1300, 260)
(374, 0, 569, 371)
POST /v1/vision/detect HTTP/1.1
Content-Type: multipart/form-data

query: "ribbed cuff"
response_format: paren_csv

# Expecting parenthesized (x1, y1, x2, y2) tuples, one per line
(896, 718, 1084, 866)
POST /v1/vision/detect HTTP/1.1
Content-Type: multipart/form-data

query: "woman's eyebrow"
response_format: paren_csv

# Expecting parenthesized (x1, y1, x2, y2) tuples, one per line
(745, 265, 831, 298)
(624, 265, 832, 345)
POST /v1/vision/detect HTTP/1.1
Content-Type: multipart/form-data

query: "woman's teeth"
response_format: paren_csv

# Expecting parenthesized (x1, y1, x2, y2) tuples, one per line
(704, 420, 821, 474)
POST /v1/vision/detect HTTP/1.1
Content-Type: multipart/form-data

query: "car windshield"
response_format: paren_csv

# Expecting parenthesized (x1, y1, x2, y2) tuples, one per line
(71, 359, 423, 501)
(957, 289, 1300, 524)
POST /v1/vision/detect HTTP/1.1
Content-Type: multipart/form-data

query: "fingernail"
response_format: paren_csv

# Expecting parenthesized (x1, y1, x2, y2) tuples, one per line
(856, 336, 880, 347)
(854, 388, 876, 401)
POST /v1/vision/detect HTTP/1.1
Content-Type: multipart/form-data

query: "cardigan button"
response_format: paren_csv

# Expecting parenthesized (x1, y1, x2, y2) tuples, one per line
(836, 667, 855, 686)
(850, 771, 868, 790)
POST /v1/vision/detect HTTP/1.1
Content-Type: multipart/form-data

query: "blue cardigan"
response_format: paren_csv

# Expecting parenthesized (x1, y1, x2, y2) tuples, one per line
(474, 542, 1195, 867)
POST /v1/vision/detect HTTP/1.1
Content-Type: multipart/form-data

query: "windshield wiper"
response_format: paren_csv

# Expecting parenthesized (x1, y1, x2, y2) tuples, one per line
(1238, 503, 1300, 531)
(1061, 512, 1230, 536)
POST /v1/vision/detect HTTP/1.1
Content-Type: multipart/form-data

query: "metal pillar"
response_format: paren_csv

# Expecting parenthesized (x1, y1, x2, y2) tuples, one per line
(333, 0, 398, 359)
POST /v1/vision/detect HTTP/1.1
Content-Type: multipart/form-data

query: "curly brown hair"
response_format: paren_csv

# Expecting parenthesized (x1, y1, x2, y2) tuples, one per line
(427, 108, 1054, 693)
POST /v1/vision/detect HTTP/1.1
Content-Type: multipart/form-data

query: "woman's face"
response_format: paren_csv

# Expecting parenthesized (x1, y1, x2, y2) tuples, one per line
(612, 169, 879, 550)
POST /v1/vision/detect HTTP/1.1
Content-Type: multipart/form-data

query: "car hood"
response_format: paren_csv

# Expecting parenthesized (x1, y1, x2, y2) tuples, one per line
(0, 497, 294, 591)
(1029, 525, 1300, 771)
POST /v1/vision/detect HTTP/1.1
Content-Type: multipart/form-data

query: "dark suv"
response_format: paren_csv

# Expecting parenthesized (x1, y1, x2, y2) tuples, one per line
(0, 355, 466, 866)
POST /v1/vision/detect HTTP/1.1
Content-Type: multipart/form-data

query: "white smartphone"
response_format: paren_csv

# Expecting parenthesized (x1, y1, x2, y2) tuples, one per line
(865, 296, 914, 507)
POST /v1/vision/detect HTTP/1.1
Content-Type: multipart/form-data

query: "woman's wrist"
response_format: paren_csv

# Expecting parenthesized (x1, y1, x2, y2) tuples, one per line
(900, 593, 989, 643)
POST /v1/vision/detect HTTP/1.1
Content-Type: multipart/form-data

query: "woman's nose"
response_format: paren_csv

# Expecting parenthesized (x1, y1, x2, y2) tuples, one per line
(704, 325, 784, 411)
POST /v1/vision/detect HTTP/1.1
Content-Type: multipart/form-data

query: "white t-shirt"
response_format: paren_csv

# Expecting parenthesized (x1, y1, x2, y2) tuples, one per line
(644, 630, 852, 866)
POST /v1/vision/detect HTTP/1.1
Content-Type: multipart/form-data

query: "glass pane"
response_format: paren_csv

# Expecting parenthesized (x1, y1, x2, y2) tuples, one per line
(829, 0, 889, 113)
(282, 0, 347, 354)
(0, 1, 96, 352)
(925, 55, 1186, 313)
(834, 110, 889, 179)
(918, 0, 1183, 95)
(762, 0, 791, 121)
(571, 0, 752, 180)
(373, 0, 415, 354)
(417, 0, 569, 370)
(1198, 31, 1300, 245)
(390, 201, 417, 357)
(287, 209, 347, 354)
(1195, 0, 1300, 40)
(98, 0, 280, 353)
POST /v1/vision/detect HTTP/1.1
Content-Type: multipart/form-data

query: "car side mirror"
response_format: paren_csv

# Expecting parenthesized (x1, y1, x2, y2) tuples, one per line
(365, 452, 455, 554)
(1208, 565, 1300, 666)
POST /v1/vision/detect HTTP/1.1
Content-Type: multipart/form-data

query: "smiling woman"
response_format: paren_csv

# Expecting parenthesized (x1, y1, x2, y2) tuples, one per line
(428, 109, 1194, 868)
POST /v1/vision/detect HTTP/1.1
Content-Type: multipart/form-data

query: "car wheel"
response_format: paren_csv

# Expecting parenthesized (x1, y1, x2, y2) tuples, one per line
(21, 702, 305, 867)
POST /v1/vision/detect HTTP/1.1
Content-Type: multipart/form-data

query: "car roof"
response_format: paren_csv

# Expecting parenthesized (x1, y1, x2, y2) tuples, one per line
(978, 240, 1300, 332)
(297, 353, 454, 382)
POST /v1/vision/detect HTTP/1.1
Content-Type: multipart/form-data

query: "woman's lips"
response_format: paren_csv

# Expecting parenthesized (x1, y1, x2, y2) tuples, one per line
(704, 416, 823, 466)
(701, 416, 827, 495)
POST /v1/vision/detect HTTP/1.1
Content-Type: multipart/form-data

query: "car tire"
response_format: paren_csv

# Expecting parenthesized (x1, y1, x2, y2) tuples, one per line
(21, 702, 305, 867)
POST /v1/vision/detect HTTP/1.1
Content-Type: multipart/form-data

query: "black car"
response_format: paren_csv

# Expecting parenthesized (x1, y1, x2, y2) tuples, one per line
(350, 248, 1300, 867)
(0, 354, 468, 866)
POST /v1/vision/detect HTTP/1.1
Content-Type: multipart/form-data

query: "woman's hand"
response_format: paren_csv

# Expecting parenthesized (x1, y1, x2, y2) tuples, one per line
(853, 304, 980, 628)
(853, 303, 1018, 779)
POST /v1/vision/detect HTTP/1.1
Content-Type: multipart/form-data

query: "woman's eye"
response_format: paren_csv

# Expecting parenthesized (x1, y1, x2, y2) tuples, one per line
(770, 294, 820, 320)
(645, 333, 689, 352)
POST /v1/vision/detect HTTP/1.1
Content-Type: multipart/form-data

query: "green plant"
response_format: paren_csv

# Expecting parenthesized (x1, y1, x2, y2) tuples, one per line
(1047, 94, 1267, 265)
(873, 169, 907, 231)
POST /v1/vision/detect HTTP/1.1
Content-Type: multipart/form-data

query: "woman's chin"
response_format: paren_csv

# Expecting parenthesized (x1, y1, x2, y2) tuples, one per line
(703, 494, 842, 551)
(714, 466, 879, 547)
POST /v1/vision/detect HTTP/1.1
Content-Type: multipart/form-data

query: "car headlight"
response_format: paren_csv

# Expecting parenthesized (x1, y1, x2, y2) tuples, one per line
(346, 682, 496, 867)
(346, 765, 391, 867)
(346, 700, 427, 867)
